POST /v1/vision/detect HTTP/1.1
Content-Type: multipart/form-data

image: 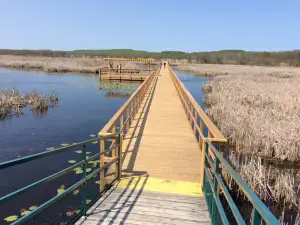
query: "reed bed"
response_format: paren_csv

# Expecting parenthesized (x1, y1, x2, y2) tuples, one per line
(196, 64, 300, 215)
(176, 63, 300, 77)
(0, 55, 142, 74)
(0, 89, 58, 119)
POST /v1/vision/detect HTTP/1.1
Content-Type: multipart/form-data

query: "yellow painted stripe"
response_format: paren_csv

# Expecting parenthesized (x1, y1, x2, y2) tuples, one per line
(116, 175, 202, 196)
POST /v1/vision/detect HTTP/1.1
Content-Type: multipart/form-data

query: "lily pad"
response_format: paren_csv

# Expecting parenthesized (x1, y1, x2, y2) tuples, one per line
(46, 147, 55, 151)
(86, 156, 89, 160)
(86, 168, 92, 173)
(61, 143, 69, 147)
(73, 167, 82, 171)
(86, 199, 92, 205)
(92, 141, 98, 144)
(95, 181, 100, 184)
(4, 215, 18, 222)
(73, 189, 80, 195)
(21, 210, 31, 216)
(75, 210, 81, 214)
(88, 161, 95, 164)
(75, 169, 83, 174)
(57, 188, 65, 195)
(90, 134, 96, 138)
(86, 152, 92, 155)
(68, 160, 76, 164)
(75, 150, 82, 154)
(29, 206, 37, 211)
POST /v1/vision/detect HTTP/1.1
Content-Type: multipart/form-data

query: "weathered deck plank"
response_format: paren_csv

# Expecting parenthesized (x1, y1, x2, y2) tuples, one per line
(76, 187, 210, 225)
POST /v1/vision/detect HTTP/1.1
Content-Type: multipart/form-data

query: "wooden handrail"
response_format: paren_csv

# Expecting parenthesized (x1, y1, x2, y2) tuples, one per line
(99, 64, 160, 135)
(167, 64, 227, 187)
(168, 65, 226, 142)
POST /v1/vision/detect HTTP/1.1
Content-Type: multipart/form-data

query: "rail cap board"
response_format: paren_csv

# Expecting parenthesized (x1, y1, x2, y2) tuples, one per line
(103, 57, 155, 63)
(98, 65, 159, 135)
(168, 66, 227, 142)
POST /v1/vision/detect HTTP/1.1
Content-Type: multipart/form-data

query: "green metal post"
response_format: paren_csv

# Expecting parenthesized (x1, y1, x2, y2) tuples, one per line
(251, 208, 261, 225)
(212, 147, 220, 224)
(82, 144, 87, 217)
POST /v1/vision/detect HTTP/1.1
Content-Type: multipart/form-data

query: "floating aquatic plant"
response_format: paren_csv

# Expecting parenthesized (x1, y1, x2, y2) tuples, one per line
(90, 134, 96, 138)
(46, 147, 55, 151)
(73, 189, 80, 195)
(61, 143, 69, 147)
(29, 206, 37, 211)
(92, 141, 98, 144)
(68, 160, 76, 164)
(75, 150, 82, 154)
(86, 168, 92, 173)
(20, 210, 30, 216)
(86, 199, 92, 205)
(4, 215, 18, 222)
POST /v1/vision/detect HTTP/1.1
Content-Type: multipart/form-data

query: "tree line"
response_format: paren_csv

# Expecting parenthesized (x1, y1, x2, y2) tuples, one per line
(1, 49, 300, 66)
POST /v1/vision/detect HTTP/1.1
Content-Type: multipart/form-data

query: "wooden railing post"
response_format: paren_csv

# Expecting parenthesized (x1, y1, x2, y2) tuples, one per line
(99, 138, 105, 192)
(111, 125, 116, 158)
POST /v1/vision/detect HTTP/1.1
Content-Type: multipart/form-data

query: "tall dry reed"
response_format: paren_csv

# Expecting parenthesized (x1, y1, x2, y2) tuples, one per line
(0, 55, 143, 73)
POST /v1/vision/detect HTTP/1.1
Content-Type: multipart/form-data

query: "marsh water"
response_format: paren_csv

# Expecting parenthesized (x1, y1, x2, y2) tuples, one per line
(0, 68, 210, 224)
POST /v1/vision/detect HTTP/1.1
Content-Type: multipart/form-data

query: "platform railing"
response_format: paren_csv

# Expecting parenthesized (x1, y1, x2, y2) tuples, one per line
(97, 64, 159, 188)
(0, 133, 121, 225)
(204, 140, 280, 225)
(168, 64, 280, 224)
(168, 65, 227, 186)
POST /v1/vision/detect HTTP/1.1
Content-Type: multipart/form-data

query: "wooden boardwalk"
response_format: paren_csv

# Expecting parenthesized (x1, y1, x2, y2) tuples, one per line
(76, 64, 210, 225)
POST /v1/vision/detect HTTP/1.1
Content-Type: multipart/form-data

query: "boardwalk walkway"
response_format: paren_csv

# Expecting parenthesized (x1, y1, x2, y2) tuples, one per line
(76, 64, 210, 225)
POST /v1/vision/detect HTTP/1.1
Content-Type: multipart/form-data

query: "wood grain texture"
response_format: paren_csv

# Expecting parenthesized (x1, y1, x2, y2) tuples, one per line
(121, 64, 202, 182)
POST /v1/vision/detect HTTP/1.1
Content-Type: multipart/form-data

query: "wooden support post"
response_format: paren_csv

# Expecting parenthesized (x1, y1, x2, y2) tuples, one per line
(193, 111, 197, 135)
(126, 108, 129, 131)
(111, 124, 116, 157)
(99, 139, 105, 192)
(200, 138, 206, 188)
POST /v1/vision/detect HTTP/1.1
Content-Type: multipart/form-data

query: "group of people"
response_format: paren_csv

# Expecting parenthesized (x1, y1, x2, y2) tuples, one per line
(108, 62, 122, 74)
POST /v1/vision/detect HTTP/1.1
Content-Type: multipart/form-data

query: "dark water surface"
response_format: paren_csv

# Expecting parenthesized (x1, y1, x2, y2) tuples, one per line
(174, 70, 212, 109)
(0, 68, 211, 224)
(0, 68, 137, 224)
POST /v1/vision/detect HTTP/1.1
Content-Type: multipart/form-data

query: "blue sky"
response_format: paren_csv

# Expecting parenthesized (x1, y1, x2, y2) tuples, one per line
(1, 0, 299, 52)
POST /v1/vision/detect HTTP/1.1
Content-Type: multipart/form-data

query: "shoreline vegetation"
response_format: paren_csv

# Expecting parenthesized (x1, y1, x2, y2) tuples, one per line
(0, 55, 143, 74)
(0, 89, 58, 120)
(180, 63, 300, 220)
(2, 48, 300, 66)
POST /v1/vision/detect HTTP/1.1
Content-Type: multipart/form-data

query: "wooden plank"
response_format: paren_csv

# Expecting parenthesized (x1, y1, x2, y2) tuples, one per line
(121, 64, 202, 182)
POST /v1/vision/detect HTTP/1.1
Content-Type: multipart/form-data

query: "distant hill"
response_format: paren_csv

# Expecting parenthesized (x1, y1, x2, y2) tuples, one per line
(1, 48, 300, 66)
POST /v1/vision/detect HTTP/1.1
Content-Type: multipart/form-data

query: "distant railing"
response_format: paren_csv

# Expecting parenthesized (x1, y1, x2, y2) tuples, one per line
(0, 133, 121, 224)
(204, 140, 280, 225)
(168, 64, 280, 224)
(168, 65, 227, 185)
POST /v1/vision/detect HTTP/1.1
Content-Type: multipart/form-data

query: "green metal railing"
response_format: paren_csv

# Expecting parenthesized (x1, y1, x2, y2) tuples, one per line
(203, 140, 280, 225)
(0, 132, 122, 225)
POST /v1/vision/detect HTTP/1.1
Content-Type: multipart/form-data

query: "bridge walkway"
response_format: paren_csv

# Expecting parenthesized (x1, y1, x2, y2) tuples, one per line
(76, 64, 210, 224)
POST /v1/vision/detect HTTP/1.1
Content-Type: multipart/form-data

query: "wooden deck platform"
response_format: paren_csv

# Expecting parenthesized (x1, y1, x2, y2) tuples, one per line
(77, 64, 210, 224)
(100, 74, 147, 81)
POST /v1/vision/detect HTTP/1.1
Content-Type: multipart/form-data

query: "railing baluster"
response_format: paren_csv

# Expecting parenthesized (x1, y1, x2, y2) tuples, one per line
(99, 139, 105, 192)
(126, 107, 129, 131)
(82, 144, 87, 217)
(116, 134, 122, 179)
(251, 208, 261, 225)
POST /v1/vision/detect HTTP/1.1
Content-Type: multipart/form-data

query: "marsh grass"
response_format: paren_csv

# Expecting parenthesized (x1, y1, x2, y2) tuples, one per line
(0, 89, 58, 119)
(191, 64, 300, 219)
(0, 55, 142, 74)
